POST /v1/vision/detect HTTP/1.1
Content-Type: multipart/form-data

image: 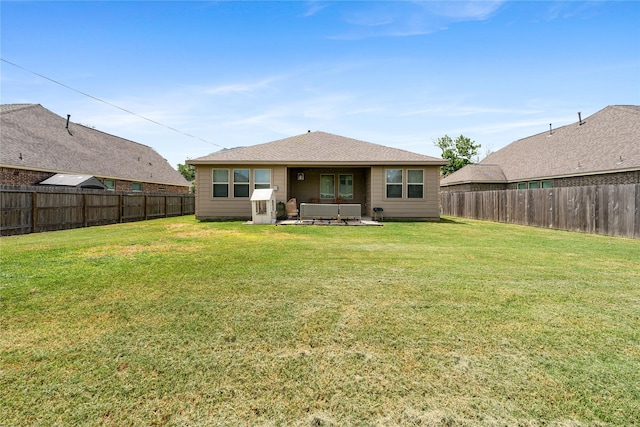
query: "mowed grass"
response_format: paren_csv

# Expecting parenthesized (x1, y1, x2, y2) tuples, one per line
(1, 216, 639, 426)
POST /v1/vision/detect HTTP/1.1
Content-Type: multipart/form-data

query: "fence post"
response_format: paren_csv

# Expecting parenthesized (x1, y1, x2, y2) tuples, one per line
(83, 193, 88, 228)
(165, 195, 169, 218)
(119, 194, 123, 223)
(31, 191, 37, 234)
(144, 195, 148, 220)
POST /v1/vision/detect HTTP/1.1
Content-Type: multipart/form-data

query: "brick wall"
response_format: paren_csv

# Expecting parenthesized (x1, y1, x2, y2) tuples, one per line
(553, 170, 640, 187)
(1, 167, 189, 194)
(440, 182, 507, 193)
(441, 170, 639, 193)
(0, 167, 55, 186)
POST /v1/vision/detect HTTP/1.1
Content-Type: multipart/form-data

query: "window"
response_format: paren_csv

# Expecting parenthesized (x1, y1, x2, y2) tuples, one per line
(233, 169, 250, 198)
(254, 169, 271, 189)
(132, 182, 142, 192)
(104, 179, 115, 190)
(386, 169, 403, 198)
(541, 181, 552, 189)
(517, 182, 527, 190)
(320, 175, 335, 199)
(407, 170, 424, 198)
(339, 174, 353, 199)
(528, 181, 540, 189)
(213, 169, 229, 198)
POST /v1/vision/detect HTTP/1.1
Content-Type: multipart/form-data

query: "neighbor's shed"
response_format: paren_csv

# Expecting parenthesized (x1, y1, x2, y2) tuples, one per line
(250, 188, 276, 224)
(39, 174, 107, 190)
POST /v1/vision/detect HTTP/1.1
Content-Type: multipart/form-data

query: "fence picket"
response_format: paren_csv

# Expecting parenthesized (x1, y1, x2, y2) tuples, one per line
(1, 186, 195, 236)
(441, 184, 639, 239)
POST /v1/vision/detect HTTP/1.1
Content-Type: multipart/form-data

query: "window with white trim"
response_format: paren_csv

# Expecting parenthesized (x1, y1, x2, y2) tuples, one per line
(233, 169, 250, 198)
(386, 169, 403, 198)
(132, 182, 142, 192)
(407, 170, 424, 198)
(212, 169, 229, 198)
(254, 169, 271, 189)
(339, 174, 353, 199)
(320, 175, 335, 199)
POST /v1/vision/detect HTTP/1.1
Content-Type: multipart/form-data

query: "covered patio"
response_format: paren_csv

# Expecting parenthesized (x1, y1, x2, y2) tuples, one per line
(286, 167, 370, 215)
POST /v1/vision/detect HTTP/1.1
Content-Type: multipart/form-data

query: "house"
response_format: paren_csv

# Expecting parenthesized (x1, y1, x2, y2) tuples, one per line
(440, 105, 640, 192)
(1, 104, 190, 193)
(187, 131, 448, 220)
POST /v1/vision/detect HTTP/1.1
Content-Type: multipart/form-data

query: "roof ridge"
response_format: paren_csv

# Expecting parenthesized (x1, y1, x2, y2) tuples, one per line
(1, 103, 39, 114)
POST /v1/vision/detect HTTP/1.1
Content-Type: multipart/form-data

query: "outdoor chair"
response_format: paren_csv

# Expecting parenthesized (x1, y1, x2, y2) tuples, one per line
(286, 198, 299, 220)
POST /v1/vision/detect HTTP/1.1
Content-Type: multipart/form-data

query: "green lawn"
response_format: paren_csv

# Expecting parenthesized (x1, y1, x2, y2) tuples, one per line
(1, 216, 639, 426)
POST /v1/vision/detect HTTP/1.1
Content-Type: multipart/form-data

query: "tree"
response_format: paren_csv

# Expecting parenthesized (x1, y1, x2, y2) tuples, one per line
(435, 134, 481, 177)
(177, 163, 195, 181)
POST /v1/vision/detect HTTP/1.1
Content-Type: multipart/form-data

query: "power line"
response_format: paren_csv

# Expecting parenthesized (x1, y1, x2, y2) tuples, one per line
(1, 58, 227, 150)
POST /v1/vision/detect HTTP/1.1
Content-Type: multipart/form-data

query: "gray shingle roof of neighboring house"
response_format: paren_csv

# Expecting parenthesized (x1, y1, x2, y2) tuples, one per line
(1, 104, 189, 187)
(188, 131, 449, 166)
(442, 164, 507, 183)
(441, 105, 640, 186)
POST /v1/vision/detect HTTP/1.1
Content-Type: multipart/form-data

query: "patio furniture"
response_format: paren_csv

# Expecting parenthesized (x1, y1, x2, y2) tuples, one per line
(286, 198, 299, 220)
(299, 203, 362, 223)
(300, 203, 339, 221)
(338, 204, 361, 221)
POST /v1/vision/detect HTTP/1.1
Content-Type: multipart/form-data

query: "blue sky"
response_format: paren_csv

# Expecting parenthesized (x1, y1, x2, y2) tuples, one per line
(2, 1, 639, 169)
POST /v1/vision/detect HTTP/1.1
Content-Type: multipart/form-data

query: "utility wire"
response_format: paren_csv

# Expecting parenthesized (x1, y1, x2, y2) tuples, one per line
(1, 58, 227, 150)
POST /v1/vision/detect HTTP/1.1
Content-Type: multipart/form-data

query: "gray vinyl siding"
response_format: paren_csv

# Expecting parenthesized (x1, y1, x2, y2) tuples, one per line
(195, 165, 286, 220)
(369, 166, 441, 219)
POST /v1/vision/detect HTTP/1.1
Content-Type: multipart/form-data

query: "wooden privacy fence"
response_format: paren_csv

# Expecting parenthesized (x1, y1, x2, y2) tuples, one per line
(441, 184, 639, 239)
(1, 186, 195, 236)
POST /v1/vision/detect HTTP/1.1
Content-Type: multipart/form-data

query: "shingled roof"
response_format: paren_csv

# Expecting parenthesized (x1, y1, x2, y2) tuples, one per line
(441, 105, 640, 186)
(1, 104, 189, 187)
(188, 131, 448, 166)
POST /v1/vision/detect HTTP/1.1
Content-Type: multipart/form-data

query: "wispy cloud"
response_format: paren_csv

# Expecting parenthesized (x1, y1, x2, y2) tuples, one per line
(328, 1, 507, 39)
(302, 0, 331, 17)
(421, 1, 506, 21)
(541, 0, 605, 21)
(204, 75, 286, 96)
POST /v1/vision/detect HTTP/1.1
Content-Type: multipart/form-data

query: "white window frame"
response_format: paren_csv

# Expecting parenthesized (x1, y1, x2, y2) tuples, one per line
(254, 169, 271, 190)
(320, 174, 335, 199)
(233, 169, 250, 198)
(385, 169, 403, 199)
(407, 169, 424, 199)
(212, 168, 229, 198)
(339, 174, 354, 199)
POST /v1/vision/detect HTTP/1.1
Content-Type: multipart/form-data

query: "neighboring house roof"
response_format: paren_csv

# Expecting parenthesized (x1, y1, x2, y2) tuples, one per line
(188, 131, 448, 166)
(442, 164, 507, 184)
(39, 174, 107, 189)
(441, 105, 640, 186)
(1, 104, 189, 187)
